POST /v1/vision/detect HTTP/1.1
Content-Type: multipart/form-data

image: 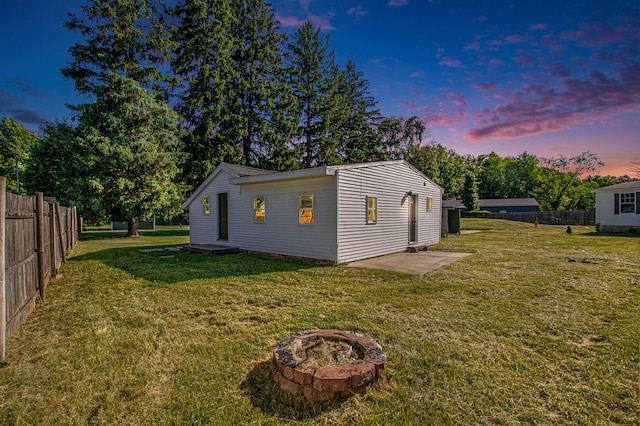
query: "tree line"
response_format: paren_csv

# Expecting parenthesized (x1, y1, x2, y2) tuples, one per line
(0, 0, 636, 235)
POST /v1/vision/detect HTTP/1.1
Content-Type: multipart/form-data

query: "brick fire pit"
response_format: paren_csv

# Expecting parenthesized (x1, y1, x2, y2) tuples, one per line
(272, 329, 387, 401)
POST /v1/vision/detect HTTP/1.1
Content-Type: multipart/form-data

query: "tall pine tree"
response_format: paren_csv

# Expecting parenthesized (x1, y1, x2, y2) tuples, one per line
(285, 22, 343, 167)
(334, 61, 381, 163)
(170, 0, 238, 190)
(224, 0, 297, 170)
(62, 0, 171, 99)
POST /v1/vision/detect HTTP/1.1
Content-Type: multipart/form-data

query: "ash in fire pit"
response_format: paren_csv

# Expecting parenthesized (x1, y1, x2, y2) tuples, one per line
(272, 330, 387, 401)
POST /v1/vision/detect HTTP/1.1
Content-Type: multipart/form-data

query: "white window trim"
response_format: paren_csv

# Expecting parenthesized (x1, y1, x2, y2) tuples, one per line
(298, 194, 314, 225)
(203, 195, 211, 216)
(254, 197, 266, 223)
(366, 196, 378, 224)
(620, 192, 635, 214)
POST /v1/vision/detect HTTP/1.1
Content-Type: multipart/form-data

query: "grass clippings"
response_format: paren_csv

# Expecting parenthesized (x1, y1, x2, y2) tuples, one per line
(0, 220, 638, 424)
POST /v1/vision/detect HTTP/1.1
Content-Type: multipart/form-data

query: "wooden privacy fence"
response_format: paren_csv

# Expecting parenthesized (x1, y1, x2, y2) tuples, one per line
(1, 177, 78, 363)
(476, 210, 595, 226)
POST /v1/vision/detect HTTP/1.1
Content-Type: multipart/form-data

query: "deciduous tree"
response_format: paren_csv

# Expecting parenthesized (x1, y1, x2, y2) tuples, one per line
(0, 117, 36, 194)
(33, 74, 184, 235)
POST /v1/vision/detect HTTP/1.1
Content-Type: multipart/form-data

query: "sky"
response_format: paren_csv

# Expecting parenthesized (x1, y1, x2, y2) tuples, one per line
(1, 0, 639, 177)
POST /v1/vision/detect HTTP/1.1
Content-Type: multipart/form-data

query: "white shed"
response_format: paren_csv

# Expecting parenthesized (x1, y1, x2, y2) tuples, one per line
(182, 160, 443, 263)
(591, 181, 640, 233)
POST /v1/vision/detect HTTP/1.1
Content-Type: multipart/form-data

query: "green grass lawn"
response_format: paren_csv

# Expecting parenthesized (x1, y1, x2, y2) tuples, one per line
(1, 220, 638, 425)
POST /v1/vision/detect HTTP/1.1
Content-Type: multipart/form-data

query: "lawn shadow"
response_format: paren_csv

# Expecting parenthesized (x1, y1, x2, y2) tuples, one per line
(581, 231, 640, 238)
(70, 244, 322, 285)
(79, 228, 190, 241)
(240, 360, 343, 421)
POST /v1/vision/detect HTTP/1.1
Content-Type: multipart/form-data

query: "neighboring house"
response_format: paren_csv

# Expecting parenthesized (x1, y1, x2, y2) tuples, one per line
(442, 199, 465, 236)
(182, 160, 443, 264)
(479, 198, 539, 213)
(591, 181, 640, 233)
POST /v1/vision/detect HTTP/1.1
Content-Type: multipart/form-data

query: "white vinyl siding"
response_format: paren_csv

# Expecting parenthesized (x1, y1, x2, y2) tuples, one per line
(336, 163, 442, 263)
(231, 176, 337, 261)
(185, 161, 442, 264)
(594, 187, 640, 229)
(188, 170, 236, 245)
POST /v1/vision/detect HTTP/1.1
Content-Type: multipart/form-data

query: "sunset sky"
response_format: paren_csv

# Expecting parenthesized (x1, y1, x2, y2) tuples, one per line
(1, 0, 638, 177)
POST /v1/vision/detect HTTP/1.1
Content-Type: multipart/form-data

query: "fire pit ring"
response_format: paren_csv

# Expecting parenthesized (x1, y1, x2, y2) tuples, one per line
(272, 329, 387, 401)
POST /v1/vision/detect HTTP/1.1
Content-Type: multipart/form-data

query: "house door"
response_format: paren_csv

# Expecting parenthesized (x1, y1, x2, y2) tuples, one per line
(409, 194, 418, 243)
(218, 193, 228, 240)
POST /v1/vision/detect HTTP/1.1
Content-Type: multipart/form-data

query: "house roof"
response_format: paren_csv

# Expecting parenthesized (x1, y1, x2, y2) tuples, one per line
(222, 163, 276, 177)
(479, 198, 539, 207)
(442, 199, 465, 209)
(230, 160, 444, 193)
(183, 160, 443, 209)
(182, 162, 274, 208)
(591, 181, 640, 193)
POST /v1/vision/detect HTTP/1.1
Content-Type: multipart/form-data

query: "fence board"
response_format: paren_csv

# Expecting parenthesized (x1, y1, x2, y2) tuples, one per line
(1, 178, 78, 363)
(476, 210, 595, 226)
(1, 177, 5, 363)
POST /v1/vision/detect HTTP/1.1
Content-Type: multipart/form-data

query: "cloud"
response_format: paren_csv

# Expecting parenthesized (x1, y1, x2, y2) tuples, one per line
(409, 70, 424, 78)
(472, 82, 499, 92)
(387, 0, 408, 6)
(512, 52, 536, 67)
(5, 78, 52, 99)
(530, 23, 548, 31)
(396, 88, 469, 127)
(0, 88, 48, 125)
(275, 13, 305, 27)
(275, 1, 335, 30)
(308, 12, 335, 30)
(465, 61, 640, 141)
(438, 56, 464, 68)
(369, 57, 394, 67)
(347, 6, 367, 17)
(445, 89, 468, 108)
(560, 22, 640, 48)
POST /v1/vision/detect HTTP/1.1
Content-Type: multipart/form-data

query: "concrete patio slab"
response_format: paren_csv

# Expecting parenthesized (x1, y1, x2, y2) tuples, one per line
(348, 250, 472, 275)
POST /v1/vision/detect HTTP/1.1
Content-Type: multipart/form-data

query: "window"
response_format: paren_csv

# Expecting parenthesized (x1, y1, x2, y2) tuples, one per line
(367, 197, 377, 223)
(298, 195, 314, 224)
(254, 197, 265, 223)
(620, 193, 635, 213)
(426, 197, 433, 211)
(203, 195, 210, 215)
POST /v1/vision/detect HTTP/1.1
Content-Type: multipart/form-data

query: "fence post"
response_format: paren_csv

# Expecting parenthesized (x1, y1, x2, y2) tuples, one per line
(55, 203, 67, 264)
(1, 177, 6, 364)
(49, 203, 57, 278)
(35, 192, 47, 304)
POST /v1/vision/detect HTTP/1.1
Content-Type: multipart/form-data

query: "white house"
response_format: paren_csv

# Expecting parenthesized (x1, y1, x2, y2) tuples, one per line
(182, 160, 443, 264)
(591, 181, 640, 233)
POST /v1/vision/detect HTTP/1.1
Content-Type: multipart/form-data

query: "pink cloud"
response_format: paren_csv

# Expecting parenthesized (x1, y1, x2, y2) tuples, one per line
(308, 12, 335, 30)
(387, 0, 408, 6)
(472, 82, 499, 92)
(445, 89, 468, 108)
(465, 63, 640, 142)
(275, 13, 305, 28)
(438, 56, 464, 68)
(560, 22, 639, 48)
(513, 53, 536, 67)
(530, 23, 548, 31)
(410, 70, 424, 78)
(347, 6, 367, 17)
(396, 88, 469, 127)
(504, 34, 526, 44)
